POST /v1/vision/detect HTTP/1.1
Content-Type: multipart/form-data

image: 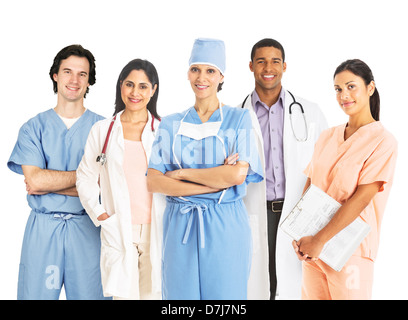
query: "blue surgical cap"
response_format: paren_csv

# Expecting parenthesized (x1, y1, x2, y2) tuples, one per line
(188, 38, 226, 74)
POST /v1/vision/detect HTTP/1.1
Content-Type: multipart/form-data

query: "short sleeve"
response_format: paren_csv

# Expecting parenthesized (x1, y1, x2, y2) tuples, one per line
(7, 121, 46, 175)
(303, 128, 328, 179)
(303, 142, 319, 178)
(358, 134, 398, 192)
(235, 109, 264, 183)
(304, 161, 312, 178)
(148, 118, 173, 174)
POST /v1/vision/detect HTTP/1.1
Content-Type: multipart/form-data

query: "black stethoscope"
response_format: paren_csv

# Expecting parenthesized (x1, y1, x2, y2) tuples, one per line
(241, 90, 308, 142)
(96, 114, 156, 166)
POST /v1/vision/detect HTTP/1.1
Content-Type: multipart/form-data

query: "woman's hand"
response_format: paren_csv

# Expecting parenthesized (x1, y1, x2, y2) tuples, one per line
(164, 169, 182, 180)
(224, 153, 239, 165)
(97, 212, 110, 221)
(292, 236, 323, 262)
(292, 240, 308, 261)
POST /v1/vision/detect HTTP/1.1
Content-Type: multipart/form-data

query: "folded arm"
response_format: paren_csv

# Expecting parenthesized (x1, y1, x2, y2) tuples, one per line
(147, 168, 222, 196)
(22, 165, 78, 196)
(164, 159, 249, 189)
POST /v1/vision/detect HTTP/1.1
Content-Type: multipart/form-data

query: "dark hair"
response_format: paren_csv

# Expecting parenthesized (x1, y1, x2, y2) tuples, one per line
(49, 44, 96, 98)
(114, 59, 160, 120)
(334, 59, 380, 121)
(250, 38, 285, 62)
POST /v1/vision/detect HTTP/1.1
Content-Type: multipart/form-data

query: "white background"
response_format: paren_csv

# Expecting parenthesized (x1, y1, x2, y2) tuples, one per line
(0, 0, 407, 300)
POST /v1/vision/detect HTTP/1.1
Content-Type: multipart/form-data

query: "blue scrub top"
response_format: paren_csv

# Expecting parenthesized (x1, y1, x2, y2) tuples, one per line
(148, 105, 263, 203)
(8, 108, 104, 214)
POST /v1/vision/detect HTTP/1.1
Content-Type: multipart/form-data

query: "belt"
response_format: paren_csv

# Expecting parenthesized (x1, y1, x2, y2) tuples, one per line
(180, 203, 208, 249)
(267, 199, 284, 213)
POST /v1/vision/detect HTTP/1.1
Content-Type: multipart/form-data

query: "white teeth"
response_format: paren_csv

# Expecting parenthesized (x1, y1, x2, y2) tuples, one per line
(196, 85, 208, 89)
(263, 75, 275, 79)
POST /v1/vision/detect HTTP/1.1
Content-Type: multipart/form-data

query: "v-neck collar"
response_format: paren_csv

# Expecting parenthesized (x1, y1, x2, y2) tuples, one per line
(49, 108, 89, 134)
(187, 105, 222, 124)
(338, 121, 381, 145)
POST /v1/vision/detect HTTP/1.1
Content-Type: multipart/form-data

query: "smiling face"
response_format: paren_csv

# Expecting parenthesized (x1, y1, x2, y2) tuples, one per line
(334, 70, 375, 118)
(52, 55, 90, 103)
(188, 64, 224, 100)
(249, 46, 286, 93)
(120, 69, 157, 112)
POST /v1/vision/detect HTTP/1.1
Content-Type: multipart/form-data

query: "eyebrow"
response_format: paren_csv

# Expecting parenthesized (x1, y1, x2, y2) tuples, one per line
(190, 65, 216, 70)
(255, 57, 282, 61)
(124, 80, 149, 85)
(62, 67, 88, 75)
(334, 80, 356, 87)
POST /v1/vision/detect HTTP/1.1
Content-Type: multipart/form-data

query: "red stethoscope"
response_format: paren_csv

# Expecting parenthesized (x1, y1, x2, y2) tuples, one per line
(96, 114, 156, 166)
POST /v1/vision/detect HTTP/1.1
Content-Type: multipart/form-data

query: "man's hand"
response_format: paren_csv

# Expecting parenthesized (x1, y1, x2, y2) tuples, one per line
(25, 178, 48, 195)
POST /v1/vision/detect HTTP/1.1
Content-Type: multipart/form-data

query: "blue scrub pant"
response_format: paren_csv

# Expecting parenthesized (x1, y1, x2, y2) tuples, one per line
(17, 210, 109, 300)
(162, 198, 252, 300)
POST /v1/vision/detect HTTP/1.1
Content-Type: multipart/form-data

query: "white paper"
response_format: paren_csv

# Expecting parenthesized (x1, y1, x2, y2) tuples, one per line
(280, 184, 371, 271)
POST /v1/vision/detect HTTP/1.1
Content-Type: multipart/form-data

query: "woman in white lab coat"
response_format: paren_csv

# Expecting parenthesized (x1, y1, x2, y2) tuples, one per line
(76, 59, 162, 299)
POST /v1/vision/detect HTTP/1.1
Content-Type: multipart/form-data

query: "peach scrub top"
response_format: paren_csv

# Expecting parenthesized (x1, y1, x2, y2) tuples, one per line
(123, 140, 152, 225)
(304, 121, 397, 261)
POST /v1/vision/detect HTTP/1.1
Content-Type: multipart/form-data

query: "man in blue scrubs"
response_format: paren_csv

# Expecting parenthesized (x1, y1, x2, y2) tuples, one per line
(7, 45, 108, 300)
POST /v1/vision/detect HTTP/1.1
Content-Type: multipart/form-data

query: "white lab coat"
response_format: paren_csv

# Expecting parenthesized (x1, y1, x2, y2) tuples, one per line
(240, 90, 328, 299)
(76, 110, 164, 298)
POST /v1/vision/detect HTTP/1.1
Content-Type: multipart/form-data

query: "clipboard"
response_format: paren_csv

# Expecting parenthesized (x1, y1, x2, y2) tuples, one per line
(279, 184, 370, 271)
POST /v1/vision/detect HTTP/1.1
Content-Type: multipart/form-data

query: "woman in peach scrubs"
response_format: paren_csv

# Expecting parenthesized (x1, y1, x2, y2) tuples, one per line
(292, 59, 398, 300)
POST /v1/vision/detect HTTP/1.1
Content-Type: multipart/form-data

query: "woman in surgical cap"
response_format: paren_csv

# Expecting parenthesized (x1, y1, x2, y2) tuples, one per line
(147, 38, 265, 299)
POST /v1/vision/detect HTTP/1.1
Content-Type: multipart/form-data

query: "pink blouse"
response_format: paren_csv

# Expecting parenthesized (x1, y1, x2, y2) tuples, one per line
(123, 140, 152, 225)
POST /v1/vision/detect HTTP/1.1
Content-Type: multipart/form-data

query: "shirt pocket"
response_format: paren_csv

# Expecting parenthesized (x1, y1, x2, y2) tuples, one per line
(330, 159, 361, 202)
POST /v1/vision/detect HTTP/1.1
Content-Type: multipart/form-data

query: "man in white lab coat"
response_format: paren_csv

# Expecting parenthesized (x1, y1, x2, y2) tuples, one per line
(240, 38, 328, 300)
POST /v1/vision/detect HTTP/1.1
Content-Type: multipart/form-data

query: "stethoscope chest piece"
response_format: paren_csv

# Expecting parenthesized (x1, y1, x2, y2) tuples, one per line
(96, 153, 107, 166)
(96, 115, 117, 166)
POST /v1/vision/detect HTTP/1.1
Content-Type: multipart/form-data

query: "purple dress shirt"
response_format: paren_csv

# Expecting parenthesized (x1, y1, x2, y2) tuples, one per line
(252, 89, 286, 201)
